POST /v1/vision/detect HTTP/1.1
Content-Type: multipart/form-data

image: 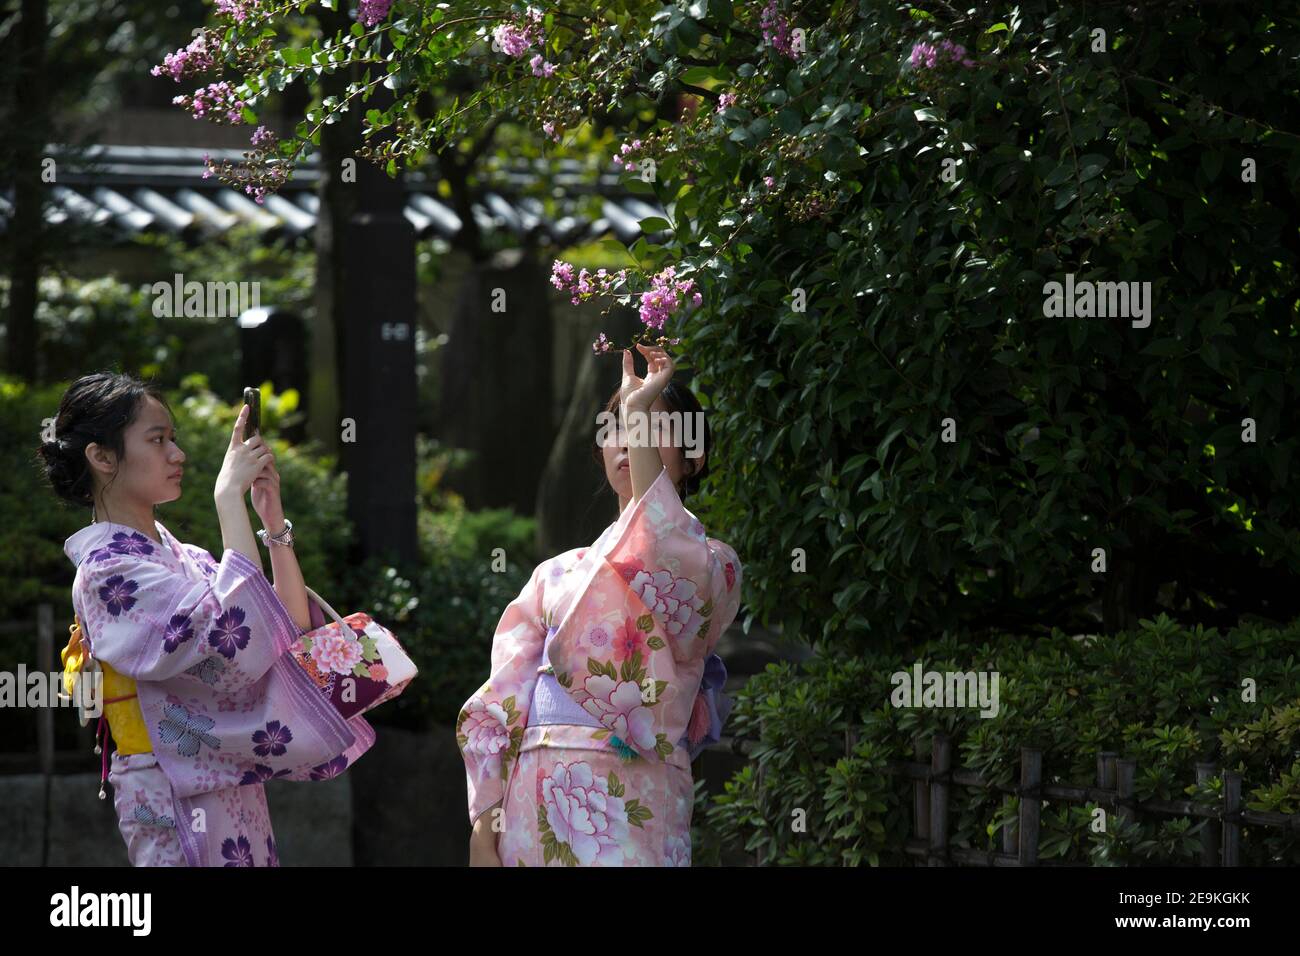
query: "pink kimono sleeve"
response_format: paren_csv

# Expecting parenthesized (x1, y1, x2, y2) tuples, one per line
(605, 467, 743, 652)
(456, 561, 547, 827)
(75, 548, 298, 689)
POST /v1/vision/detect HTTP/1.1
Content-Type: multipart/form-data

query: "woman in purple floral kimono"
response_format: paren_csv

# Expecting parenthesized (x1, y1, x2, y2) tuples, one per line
(40, 373, 374, 866)
(458, 345, 742, 866)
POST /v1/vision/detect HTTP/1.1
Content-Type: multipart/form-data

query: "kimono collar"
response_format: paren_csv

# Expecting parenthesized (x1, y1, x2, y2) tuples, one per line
(63, 519, 172, 568)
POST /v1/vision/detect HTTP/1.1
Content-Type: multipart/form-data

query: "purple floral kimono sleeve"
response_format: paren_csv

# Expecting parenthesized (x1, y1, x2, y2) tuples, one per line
(74, 548, 298, 687)
(456, 561, 548, 826)
(66, 525, 374, 867)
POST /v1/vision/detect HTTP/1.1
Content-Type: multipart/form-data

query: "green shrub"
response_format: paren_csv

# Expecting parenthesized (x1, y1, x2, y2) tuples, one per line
(704, 613, 1300, 865)
(339, 551, 531, 732)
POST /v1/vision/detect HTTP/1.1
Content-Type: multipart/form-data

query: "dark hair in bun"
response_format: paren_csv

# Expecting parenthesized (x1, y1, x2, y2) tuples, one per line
(36, 372, 172, 509)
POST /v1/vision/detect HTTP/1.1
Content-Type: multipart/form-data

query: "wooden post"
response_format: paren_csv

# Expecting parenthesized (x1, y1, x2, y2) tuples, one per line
(38, 604, 54, 868)
(1018, 747, 1042, 866)
(1097, 751, 1117, 790)
(913, 736, 929, 852)
(1001, 793, 1019, 856)
(1196, 762, 1219, 866)
(37, 605, 54, 775)
(1222, 772, 1242, 867)
(1098, 751, 1116, 840)
(928, 734, 951, 866)
(1115, 757, 1137, 840)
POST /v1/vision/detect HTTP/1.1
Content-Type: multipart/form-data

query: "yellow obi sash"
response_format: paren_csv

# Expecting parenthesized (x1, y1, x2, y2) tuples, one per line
(61, 613, 152, 756)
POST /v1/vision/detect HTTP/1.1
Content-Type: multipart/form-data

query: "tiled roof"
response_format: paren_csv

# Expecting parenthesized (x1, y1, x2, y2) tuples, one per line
(0, 144, 669, 246)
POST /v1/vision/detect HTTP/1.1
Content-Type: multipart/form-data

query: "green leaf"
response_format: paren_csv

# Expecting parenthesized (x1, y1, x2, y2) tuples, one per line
(791, 414, 812, 451)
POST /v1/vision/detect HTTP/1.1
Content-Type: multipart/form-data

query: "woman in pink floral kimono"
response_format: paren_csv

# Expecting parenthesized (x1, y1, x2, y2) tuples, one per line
(458, 345, 742, 866)
(40, 373, 374, 866)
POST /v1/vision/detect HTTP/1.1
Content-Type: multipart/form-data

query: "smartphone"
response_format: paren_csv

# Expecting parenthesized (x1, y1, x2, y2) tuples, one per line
(242, 387, 260, 441)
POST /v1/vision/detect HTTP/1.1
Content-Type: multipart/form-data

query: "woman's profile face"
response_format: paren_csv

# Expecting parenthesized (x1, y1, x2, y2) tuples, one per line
(601, 395, 699, 500)
(86, 395, 187, 509)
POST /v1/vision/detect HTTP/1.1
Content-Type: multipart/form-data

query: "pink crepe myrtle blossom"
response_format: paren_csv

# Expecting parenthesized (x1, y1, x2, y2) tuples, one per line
(911, 37, 975, 70)
(250, 125, 276, 149)
(716, 92, 737, 112)
(493, 9, 544, 57)
(760, 0, 802, 60)
(541, 120, 562, 142)
(638, 265, 702, 331)
(173, 81, 247, 124)
(357, 0, 395, 27)
(215, 0, 260, 23)
(530, 54, 557, 78)
(550, 259, 628, 306)
(552, 258, 694, 351)
(151, 33, 216, 82)
(611, 138, 646, 173)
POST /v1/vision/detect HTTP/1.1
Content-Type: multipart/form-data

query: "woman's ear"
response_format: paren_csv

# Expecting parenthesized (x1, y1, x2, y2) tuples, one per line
(84, 441, 116, 478)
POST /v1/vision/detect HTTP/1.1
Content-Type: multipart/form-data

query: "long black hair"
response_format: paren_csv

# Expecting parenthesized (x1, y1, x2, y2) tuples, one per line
(35, 372, 172, 514)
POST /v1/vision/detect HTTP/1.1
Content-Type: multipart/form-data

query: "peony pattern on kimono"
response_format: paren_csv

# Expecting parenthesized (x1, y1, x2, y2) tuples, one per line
(457, 694, 523, 780)
(458, 467, 744, 863)
(535, 760, 653, 866)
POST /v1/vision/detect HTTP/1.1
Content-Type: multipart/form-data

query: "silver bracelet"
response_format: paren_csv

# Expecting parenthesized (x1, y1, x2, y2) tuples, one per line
(256, 518, 294, 548)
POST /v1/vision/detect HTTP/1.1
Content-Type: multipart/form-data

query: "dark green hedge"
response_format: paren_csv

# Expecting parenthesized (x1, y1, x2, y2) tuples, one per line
(701, 613, 1300, 866)
(673, 1, 1300, 650)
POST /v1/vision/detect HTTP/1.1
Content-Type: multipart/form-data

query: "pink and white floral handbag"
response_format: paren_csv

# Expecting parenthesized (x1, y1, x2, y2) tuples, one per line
(289, 585, 417, 720)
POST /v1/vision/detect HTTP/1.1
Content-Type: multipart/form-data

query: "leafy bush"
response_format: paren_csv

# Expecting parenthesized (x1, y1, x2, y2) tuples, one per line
(665, 2, 1300, 650)
(209, 0, 1300, 650)
(704, 613, 1300, 865)
(339, 551, 531, 732)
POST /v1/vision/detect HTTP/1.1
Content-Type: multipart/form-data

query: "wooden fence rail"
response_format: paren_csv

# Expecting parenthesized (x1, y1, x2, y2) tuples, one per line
(885, 733, 1297, 866)
(730, 730, 1299, 866)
